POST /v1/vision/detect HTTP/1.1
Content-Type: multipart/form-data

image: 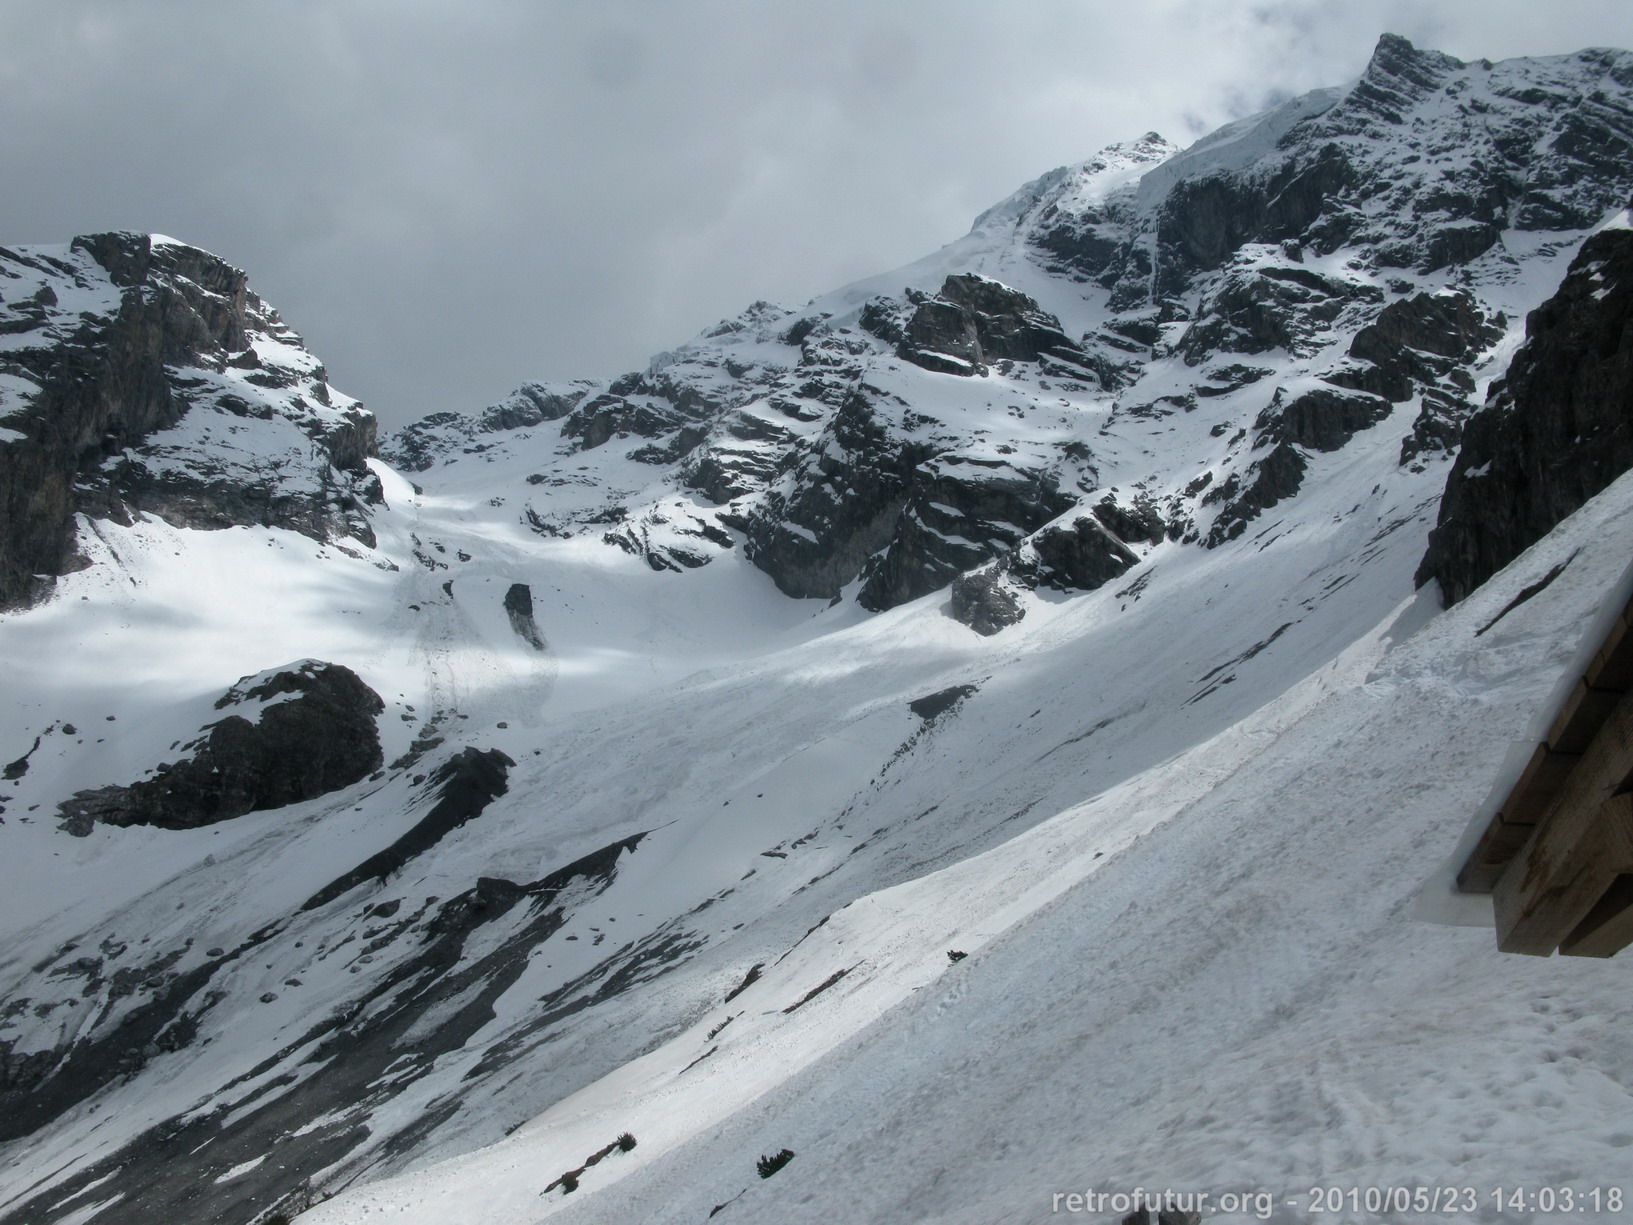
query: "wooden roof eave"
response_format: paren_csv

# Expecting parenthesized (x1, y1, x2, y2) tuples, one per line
(1453, 559, 1633, 958)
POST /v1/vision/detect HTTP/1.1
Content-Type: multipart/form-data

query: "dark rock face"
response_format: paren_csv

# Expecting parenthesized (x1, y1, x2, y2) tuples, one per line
(503, 582, 547, 650)
(1012, 514, 1140, 592)
(389, 37, 1633, 626)
(559, 304, 794, 455)
(58, 660, 384, 832)
(949, 568, 1028, 636)
(1203, 440, 1309, 547)
(1318, 288, 1504, 467)
(856, 456, 1075, 611)
(1176, 264, 1382, 364)
(1200, 385, 1393, 546)
(743, 384, 932, 600)
(1, 829, 649, 1225)
(681, 407, 797, 503)
(742, 375, 1082, 610)
(1151, 143, 1363, 295)
(1091, 493, 1166, 546)
(950, 514, 1140, 635)
(1419, 225, 1633, 604)
(1257, 385, 1394, 452)
(1031, 36, 1633, 316)
(908, 683, 979, 722)
(1334, 288, 1504, 403)
(382, 382, 592, 472)
(1026, 134, 1176, 281)
(896, 274, 1093, 378)
(0, 232, 379, 607)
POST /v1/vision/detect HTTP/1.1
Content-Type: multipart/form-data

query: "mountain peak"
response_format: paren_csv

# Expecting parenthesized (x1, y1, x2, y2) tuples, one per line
(10, 40, 1633, 1225)
(1329, 32, 1468, 129)
(1368, 31, 1466, 78)
(0, 232, 379, 606)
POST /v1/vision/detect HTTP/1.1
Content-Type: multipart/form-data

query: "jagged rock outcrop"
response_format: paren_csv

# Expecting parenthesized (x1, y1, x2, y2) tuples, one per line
(562, 303, 794, 455)
(1022, 35, 1633, 322)
(1320, 287, 1506, 465)
(300, 747, 513, 911)
(855, 455, 1076, 611)
(57, 660, 383, 832)
(1338, 289, 1503, 402)
(0, 232, 379, 607)
(382, 381, 593, 471)
(0, 825, 645, 1216)
(1090, 492, 1166, 545)
(604, 506, 735, 572)
(1147, 36, 1633, 295)
(1201, 441, 1308, 546)
(1177, 262, 1382, 364)
(1418, 222, 1633, 604)
(951, 513, 1140, 635)
(380, 35, 1633, 623)
(1026, 133, 1179, 280)
(895, 274, 1094, 378)
(1256, 385, 1395, 453)
(503, 582, 547, 650)
(12, 38, 1633, 1225)
(743, 383, 931, 600)
(1201, 385, 1395, 545)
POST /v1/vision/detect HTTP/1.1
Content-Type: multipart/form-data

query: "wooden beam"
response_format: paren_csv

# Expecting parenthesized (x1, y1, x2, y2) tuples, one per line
(1458, 813, 1542, 893)
(1498, 743, 1581, 828)
(1545, 678, 1626, 754)
(1495, 788, 1633, 955)
(1585, 602, 1633, 692)
(1559, 875, 1633, 958)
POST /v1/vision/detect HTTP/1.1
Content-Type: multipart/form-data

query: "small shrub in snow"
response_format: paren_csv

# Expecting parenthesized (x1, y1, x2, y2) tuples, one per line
(617, 1131, 636, 1151)
(756, 1148, 795, 1179)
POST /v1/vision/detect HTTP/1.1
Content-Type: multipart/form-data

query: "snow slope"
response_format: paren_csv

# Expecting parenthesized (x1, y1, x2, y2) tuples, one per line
(3, 34, 1633, 1225)
(304, 477, 1633, 1225)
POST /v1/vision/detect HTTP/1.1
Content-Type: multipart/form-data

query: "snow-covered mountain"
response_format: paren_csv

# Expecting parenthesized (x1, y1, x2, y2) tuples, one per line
(3, 34, 1633, 1225)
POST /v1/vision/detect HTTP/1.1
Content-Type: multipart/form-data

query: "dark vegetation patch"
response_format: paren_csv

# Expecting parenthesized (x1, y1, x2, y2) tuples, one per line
(541, 1133, 638, 1195)
(756, 1148, 796, 1179)
(780, 967, 853, 1014)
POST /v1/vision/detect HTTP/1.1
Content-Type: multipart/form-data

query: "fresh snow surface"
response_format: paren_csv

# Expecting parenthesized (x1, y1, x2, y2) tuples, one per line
(298, 470, 1633, 1225)
(6, 39, 1633, 1225)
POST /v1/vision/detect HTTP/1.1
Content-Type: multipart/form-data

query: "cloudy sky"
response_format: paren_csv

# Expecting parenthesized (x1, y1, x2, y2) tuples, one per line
(4, 1, 1631, 428)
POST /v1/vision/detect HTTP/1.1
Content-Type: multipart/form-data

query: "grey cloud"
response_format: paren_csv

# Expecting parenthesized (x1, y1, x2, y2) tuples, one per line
(2, 0, 1629, 427)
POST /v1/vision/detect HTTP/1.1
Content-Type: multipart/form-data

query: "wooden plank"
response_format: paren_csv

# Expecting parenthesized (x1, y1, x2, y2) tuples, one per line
(1545, 678, 1625, 755)
(1495, 787, 1633, 955)
(1586, 606, 1633, 692)
(1499, 743, 1582, 827)
(1458, 813, 1543, 892)
(1559, 874, 1633, 958)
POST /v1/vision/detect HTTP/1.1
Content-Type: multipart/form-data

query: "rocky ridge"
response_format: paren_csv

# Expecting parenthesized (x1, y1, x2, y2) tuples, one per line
(56, 660, 385, 835)
(0, 232, 381, 608)
(5, 36, 1633, 1225)
(387, 36, 1633, 631)
(1419, 212, 1633, 603)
